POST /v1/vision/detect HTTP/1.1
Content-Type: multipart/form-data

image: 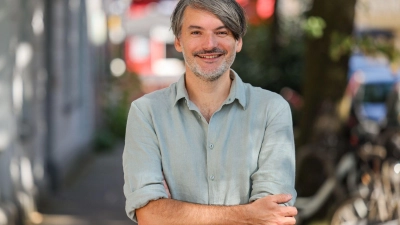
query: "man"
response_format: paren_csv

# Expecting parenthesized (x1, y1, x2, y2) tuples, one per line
(123, 0, 297, 224)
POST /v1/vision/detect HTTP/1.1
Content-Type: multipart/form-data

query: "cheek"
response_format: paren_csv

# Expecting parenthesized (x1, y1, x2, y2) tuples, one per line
(225, 44, 238, 54)
(188, 40, 202, 49)
(218, 39, 237, 51)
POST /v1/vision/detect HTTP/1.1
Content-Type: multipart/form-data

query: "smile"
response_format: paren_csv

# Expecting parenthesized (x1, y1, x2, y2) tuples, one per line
(197, 54, 222, 59)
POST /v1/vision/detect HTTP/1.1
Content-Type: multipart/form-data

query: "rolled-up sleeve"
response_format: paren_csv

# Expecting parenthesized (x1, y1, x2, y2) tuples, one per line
(123, 102, 168, 222)
(249, 100, 297, 206)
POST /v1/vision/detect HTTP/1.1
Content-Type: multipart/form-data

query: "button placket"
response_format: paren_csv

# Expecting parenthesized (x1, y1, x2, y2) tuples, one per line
(206, 116, 217, 203)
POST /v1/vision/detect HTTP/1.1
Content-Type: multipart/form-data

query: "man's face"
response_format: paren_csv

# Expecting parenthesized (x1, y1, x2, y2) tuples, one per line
(174, 6, 243, 82)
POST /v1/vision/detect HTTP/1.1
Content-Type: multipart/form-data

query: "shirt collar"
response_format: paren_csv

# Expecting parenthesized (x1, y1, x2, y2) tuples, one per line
(174, 75, 189, 105)
(173, 69, 247, 109)
(228, 69, 247, 109)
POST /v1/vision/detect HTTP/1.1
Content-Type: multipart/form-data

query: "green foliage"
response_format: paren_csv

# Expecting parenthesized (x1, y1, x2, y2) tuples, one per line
(232, 24, 270, 88)
(302, 16, 326, 39)
(356, 36, 400, 65)
(329, 31, 400, 69)
(104, 99, 130, 139)
(94, 129, 117, 151)
(232, 23, 304, 94)
(329, 32, 353, 62)
(94, 72, 141, 151)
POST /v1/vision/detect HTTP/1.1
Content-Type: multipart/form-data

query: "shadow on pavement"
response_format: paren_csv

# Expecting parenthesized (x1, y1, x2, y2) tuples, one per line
(30, 143, 135, 225)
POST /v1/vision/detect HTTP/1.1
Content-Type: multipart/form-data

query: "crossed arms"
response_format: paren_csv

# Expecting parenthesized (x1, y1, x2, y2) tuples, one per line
(124, 100, 297, 225)
(136, 192, 297, 225)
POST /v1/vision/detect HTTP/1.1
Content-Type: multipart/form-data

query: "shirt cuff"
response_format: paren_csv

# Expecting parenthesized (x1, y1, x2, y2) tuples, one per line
(249, 183, 297, 206)
(125, 184, 168, 222)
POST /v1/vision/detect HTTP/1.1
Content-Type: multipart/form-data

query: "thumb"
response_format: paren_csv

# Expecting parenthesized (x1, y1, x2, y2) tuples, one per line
(270, 194, 292, 204)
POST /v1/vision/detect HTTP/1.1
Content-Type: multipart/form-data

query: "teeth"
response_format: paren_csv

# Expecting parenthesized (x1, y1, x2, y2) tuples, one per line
(200, 55, 219, 59)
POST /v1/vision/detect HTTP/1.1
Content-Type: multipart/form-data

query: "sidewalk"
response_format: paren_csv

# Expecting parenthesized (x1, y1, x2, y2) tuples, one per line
(31, 143, 134, 225)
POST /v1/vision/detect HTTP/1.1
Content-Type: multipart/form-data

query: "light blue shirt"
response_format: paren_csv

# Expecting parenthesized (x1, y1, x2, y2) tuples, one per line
(123, 70, 296, 222)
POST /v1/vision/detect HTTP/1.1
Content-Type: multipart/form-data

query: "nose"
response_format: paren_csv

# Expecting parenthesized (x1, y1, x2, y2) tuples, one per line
(202, 33, 217, 50)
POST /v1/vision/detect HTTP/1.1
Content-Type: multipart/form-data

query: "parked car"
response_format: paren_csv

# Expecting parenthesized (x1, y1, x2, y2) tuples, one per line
(348, 54, 400, 126)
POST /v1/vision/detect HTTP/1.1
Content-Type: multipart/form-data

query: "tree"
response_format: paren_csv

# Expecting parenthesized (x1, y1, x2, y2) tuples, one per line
(299, 0, 357, 145)
(233, 0, 304, 94)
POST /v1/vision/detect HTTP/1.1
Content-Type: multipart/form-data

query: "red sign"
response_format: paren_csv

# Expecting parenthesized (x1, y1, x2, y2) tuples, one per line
(237, 0, 275, 24)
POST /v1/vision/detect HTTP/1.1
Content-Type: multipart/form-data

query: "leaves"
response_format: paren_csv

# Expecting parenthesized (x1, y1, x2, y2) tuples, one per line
(302, 16, 326, 39)
(329, 32, 353, 62)
(232, 23, 304, 93)
(329, 31, 400, 70)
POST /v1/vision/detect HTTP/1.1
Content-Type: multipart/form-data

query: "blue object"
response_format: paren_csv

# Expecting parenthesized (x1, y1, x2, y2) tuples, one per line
(349, 54, 400, 83)
(349, 54, 400, 123)
(360, 103, 387, 122)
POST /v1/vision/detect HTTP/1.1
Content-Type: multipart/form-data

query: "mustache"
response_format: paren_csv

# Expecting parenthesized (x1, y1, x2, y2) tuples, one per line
(194, 48, 227, 56)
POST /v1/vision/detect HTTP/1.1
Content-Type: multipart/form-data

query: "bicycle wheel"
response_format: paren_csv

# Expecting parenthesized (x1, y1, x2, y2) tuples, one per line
(331, 196, 368, 225)
(296, 145, 336, 197)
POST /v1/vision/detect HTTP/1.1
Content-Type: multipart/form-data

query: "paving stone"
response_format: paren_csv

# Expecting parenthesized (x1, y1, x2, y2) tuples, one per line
(31, 143, 135, 225)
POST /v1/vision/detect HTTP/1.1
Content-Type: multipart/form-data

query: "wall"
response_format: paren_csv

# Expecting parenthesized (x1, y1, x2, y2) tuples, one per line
(0, 0, 107, 224)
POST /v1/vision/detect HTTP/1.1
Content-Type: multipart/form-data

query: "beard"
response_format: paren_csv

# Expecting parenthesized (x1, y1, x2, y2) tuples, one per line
(182, 47, 236, 82)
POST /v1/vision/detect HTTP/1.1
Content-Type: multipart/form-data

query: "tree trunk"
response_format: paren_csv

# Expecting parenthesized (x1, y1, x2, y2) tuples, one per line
(270, 0, 280, 57)
(299, 0, 357, 146)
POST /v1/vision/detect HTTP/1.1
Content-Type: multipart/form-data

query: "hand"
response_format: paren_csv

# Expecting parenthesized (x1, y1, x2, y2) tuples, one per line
(248, 194, 297, 225)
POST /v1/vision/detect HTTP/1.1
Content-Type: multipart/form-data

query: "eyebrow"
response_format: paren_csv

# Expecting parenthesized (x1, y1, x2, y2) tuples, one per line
(188, 25, 227, 30)
(215, 26, 227, 30)
(188, 25, 203, 30)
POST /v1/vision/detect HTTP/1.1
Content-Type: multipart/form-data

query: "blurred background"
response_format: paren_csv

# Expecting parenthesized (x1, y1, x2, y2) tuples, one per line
(0, 0, 400, 224)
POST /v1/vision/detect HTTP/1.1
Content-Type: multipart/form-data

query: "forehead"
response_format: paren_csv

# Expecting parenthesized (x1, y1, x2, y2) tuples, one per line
(181, 6, 225, 28)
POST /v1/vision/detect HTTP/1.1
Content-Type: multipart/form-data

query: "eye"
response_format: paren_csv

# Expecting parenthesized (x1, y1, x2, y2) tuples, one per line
(216, 31, 229, 36)
(191, 31, 201, 35)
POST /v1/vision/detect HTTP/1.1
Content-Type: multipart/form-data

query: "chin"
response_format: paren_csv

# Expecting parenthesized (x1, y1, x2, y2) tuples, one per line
(194, 71, 224, 82)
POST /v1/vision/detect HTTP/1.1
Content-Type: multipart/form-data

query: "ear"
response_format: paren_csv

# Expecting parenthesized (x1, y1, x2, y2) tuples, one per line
(174, 37, 183, 52)
(236, 38, 243, 53)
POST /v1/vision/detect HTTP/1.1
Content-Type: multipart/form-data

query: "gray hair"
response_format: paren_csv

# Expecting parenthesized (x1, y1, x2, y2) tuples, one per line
(171, 0, 247, 40)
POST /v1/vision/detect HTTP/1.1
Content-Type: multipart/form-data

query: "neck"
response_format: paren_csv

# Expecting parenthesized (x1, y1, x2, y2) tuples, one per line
(185, 70, 232, 121)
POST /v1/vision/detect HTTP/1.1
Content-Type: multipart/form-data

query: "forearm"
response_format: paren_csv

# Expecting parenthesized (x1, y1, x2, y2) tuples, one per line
(136, 198, 252, 225)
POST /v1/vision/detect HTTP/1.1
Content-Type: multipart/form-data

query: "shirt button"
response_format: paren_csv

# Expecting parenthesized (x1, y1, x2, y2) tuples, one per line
(209, 175, 215, 180)
(209, 144, 214, 149)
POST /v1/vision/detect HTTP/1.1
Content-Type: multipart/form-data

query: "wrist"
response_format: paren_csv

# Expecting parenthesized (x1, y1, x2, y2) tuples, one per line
(232, 203, 253, 225)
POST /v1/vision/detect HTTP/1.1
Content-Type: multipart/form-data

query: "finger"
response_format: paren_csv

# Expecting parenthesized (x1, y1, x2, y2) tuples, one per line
(279, 206, 298, 217)
(282, 216, 296, 225)
(269, 194, 292, 204)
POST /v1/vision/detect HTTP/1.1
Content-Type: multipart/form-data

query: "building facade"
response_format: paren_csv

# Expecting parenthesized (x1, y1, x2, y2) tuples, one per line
(0, 0, 108, 224)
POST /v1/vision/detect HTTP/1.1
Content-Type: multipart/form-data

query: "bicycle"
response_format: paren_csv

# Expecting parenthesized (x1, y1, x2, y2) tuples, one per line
(330, 140, 400, 225)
